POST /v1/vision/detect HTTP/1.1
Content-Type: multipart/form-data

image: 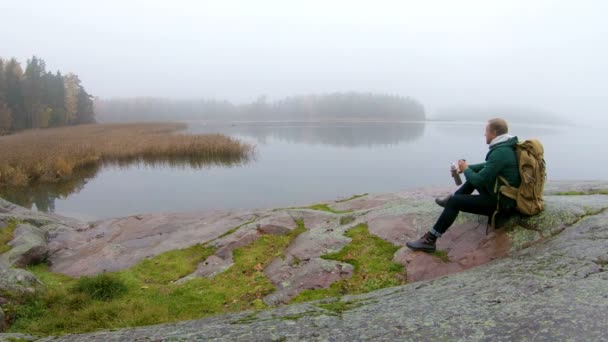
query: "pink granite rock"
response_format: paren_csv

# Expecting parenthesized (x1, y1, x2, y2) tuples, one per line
(48, 210, 258, 276)
(392, 222, 512, 282)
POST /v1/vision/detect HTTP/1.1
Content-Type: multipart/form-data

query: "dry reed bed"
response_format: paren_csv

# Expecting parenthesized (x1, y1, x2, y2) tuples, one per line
(0, 123, 254, 187)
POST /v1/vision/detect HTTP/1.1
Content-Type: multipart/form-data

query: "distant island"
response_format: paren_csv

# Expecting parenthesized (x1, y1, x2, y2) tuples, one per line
(95, 93, 426, 123)
(97, 96, 568, 126)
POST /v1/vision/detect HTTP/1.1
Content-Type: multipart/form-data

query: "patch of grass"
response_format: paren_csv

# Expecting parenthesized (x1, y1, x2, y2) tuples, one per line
(233, 310, 325, 324)
(340, 215, 356, 225)
(120, 243, 216, 285)
(231, 312, 262, 324)
(335, 193, 368, 203)
(0, 123, 253, 189)
(290, 223, 404, 303)
(72, 274, 128, 301)
(7, 222, 307, 336)
(276, 311, 322, 321)
(306, 203, 352, 214)
(555, 190, 608, 196)
(0, 219, 18, 254)
(218, 219, 257, 239)
(431, 250, 450, 263)
(291, 257, 302, 266)
(293, 218, 305, 230)
(317, 300, 363, 315)
(273, 203, 353, 214)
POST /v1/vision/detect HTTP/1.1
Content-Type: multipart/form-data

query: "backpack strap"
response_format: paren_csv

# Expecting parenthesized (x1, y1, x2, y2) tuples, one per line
(489, 176, 515, 235)
(488, 177, 507, 235)
(498, 175, 510, 187)
(498, 175, 518, 200)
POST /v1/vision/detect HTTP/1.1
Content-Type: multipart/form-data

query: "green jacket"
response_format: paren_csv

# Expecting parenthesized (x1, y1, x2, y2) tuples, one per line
(464, 136, 521, 208)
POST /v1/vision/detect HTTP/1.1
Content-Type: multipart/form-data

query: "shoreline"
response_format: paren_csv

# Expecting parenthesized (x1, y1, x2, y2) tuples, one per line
(1, 180, 608, 337)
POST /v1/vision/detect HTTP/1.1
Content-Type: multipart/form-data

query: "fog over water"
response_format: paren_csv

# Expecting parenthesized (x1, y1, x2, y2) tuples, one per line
(2, 0, 607, 125)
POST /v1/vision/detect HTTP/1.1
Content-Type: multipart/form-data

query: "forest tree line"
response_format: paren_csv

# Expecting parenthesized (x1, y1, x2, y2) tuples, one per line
(0, 56, 95, 134)
(96, 93, 426, 122)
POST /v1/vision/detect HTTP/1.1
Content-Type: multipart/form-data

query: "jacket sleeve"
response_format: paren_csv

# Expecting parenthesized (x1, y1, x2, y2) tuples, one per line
(468, 162, 486, 172)
(464, 153, 507, 190)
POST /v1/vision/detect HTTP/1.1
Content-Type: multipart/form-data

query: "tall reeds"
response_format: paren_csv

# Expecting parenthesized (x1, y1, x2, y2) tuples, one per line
(0, 123, 253, 188)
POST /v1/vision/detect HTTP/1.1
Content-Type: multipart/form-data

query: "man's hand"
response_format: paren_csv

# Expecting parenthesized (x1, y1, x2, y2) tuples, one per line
(458, 159, 468, 173)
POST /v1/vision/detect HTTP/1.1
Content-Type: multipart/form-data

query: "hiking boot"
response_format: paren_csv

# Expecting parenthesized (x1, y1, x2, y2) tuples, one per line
(406, 232, 437, 252)
(435, 194, 453, 208)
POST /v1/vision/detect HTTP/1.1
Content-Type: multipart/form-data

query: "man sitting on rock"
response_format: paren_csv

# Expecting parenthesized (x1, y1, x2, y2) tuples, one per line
(406, 118, 521, 252)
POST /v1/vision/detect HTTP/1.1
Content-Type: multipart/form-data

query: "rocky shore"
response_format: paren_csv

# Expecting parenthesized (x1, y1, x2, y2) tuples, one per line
(1, 180, 607, 341)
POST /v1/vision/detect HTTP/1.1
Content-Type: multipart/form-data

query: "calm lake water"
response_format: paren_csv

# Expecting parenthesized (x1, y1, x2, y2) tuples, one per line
(7, 121, 605, 220)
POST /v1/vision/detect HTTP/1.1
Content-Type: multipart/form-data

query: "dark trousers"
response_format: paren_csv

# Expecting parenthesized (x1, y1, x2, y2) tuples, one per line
(432, 181, 497, 235)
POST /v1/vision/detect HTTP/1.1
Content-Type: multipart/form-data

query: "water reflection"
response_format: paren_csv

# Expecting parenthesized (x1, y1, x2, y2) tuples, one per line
(1, 164, 101, 212)
(106, 153, 252, 169)
(187, 121, 426, 147)
(1, 154, 251, 213)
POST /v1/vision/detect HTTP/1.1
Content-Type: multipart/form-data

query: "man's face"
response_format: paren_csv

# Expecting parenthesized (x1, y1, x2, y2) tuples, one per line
(485, 124, 497, 145)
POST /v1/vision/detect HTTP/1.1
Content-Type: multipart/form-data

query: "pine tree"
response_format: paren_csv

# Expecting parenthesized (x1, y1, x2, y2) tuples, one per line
(0, 59, 12, 133)
(3, 58, 24, 130)
(22, 56, 47, 128)
(43, 71, 67, 127)
(76, 84, 95, 124)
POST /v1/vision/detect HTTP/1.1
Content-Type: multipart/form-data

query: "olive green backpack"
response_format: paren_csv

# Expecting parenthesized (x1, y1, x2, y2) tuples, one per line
(499, 139, 547, 216)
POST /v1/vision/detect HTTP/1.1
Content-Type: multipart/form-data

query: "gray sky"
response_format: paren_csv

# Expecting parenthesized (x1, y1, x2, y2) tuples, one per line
(1, 0, 606, 124)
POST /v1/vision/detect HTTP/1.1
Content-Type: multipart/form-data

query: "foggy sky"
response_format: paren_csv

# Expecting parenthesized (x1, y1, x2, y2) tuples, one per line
(1, 0, 607, 124)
